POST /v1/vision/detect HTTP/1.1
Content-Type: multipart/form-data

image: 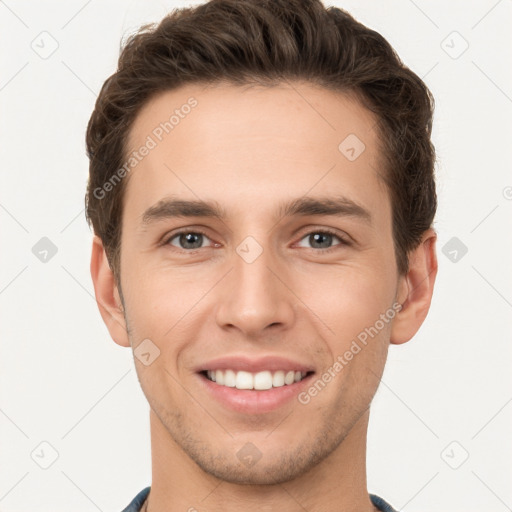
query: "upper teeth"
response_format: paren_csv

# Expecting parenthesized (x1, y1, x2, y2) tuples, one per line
(206, 370, 308, 390)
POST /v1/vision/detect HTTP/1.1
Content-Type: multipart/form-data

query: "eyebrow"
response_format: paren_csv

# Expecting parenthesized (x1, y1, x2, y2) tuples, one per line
(140, 195, 372, 226)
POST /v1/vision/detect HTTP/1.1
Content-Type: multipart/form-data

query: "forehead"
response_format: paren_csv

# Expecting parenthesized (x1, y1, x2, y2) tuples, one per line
(123, 81, 389, 226)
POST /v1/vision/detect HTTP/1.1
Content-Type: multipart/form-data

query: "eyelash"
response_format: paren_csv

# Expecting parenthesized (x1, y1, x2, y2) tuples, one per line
(161, 228, 351, 254)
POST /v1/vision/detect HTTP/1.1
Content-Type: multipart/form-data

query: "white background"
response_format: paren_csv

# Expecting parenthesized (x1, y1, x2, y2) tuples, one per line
(0, 1, 511, 511)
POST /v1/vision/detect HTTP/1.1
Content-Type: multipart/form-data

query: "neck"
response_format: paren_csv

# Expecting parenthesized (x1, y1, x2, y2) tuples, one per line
(145, 409, 376, 512)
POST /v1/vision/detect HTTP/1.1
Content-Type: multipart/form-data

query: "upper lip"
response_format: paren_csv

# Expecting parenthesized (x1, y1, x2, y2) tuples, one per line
(196, 355, 315, 374)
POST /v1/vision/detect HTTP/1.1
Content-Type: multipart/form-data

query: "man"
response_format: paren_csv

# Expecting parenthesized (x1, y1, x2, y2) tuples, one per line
(86, 0, 438, 510)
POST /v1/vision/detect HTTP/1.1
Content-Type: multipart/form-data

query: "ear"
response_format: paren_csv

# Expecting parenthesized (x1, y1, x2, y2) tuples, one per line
(390, 228, 438, 345)
(90, 235, 130, 347)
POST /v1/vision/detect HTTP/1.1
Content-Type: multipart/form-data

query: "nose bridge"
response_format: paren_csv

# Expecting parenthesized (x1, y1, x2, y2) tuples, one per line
(214, 235, 294, 335)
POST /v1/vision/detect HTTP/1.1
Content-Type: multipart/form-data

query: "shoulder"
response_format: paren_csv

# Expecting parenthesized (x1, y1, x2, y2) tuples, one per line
(120, 487, 151, 512)
(370, 493, 400, 512)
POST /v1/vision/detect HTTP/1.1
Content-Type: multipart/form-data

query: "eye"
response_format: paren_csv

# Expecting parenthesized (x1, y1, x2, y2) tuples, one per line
(162, 228, 350, 253)
(296, 229, 349, 251)
(166, 230, 214, 250)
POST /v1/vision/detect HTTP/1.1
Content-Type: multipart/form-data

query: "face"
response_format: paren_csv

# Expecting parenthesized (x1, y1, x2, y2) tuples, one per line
(103, 81, 418, 485)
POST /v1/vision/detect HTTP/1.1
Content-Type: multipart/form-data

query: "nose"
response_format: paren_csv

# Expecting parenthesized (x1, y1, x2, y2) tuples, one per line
(214, 240, 296, 338)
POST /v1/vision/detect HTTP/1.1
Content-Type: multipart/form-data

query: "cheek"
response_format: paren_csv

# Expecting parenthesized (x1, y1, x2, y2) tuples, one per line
(124, 277, 195, 401)
(122, 270, 208, 380)
(122, 263, 194, 336)
(295, 262, 396, 341)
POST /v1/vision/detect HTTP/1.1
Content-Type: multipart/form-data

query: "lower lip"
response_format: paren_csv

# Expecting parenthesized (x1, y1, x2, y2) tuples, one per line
(197, 372, 315, 415)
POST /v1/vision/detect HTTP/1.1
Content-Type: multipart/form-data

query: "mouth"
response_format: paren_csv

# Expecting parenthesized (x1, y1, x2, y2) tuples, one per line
(196, 369, 316, 414)
(200, 369, 314, 390)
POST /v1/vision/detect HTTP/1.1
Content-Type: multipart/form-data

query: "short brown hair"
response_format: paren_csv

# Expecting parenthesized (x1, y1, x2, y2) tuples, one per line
(85, 0, 436, 280)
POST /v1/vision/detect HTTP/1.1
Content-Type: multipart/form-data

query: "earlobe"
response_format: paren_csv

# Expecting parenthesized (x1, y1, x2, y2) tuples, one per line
(390, 228, 438, 345)
(90, 235, 130, 347)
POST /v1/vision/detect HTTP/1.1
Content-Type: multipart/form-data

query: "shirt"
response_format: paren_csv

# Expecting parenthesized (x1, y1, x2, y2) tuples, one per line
(121, 486, 399, 511)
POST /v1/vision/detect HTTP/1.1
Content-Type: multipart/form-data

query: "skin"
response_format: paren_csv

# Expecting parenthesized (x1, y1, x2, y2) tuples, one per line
(91, 81, 437, 512)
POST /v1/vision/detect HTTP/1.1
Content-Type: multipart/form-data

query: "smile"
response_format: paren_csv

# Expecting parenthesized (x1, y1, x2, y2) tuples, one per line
(203, 369, 312, 390)
(198, 369, 316, 414)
